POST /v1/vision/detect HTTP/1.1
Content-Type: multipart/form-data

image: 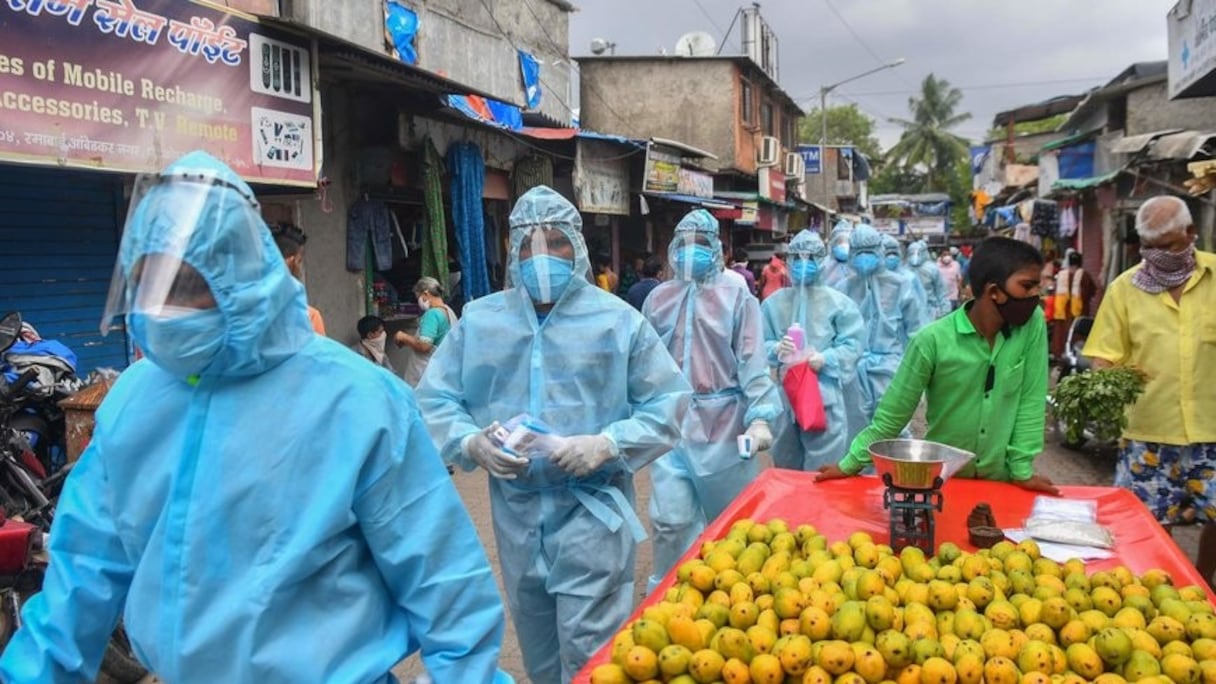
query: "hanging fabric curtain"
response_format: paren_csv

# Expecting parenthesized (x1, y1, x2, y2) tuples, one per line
(447, 141, 492, 301)
(512, 154, 553, 200)
(421, 137, 449, 287)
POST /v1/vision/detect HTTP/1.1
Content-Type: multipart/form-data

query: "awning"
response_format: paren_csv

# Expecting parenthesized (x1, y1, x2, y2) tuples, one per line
(650, 137, 719, 160)
(517, 128, 644, 147)
(1110, 129, 1182, 154)
(1148, 131, 1216, 160)
(1041, 130, 1100, 152)
(644, 192, 742, 219)
(1051, 170, 1121, 191)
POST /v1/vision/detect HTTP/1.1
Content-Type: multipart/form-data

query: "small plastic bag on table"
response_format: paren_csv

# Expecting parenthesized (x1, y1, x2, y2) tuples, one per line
(1029, 496, 1098, 523)
(1024, 518, 1114, 549)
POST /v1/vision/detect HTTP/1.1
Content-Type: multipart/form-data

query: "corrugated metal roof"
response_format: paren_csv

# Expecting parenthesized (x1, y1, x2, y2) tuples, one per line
(1110, 129, 1182, 154)
(1148, 131, 1216, 160)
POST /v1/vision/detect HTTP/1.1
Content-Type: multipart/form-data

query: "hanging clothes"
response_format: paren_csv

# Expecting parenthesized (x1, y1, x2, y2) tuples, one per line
(1058, 201, 1078, 239)
(421, 137, 450, 287)
(346, 199, 394, 272)
(447, 141, 492, 302)
(1031, 200, 1060, 238)
(512, 154, 553, 200)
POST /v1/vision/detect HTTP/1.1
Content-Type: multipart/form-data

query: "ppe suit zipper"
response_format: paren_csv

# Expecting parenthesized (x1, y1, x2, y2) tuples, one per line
(158, 383, 210, 682)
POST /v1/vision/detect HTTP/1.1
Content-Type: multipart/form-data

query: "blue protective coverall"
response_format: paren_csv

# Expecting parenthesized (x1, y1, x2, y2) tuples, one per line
(0, 152, 513, 684)
(907, 239, 949, 319)
(881, 234, 931, 324)
(760, 230, 864, 471)
(417, 187, 690, 684)
(641, 210, 782, 591)
(835, 225, 927, 433)
(823, 220, 854, 288)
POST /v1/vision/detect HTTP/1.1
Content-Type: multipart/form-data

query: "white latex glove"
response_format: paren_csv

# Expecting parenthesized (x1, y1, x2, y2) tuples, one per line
(745, 421, 772, 456)
(462, 423, 530, 480)
(776, 336, 797, 363)
(804, 348, 825, 372)
(552, 434, 618, 478)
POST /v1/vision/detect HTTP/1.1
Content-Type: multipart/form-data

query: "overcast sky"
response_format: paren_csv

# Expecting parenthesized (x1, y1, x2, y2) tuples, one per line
(568, 0, 1175, 148)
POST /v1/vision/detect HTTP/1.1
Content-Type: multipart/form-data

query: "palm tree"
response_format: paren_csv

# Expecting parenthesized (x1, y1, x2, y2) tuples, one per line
(885, 74, 972, 191)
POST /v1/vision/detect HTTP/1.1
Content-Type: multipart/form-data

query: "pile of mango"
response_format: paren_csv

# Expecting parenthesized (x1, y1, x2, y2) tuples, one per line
(590, 518, 1216, 684)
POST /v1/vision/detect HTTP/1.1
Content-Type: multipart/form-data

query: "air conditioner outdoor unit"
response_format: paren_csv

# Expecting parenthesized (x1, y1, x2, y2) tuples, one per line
(756, 136, 780, 166)
(784, 151, 804, 178)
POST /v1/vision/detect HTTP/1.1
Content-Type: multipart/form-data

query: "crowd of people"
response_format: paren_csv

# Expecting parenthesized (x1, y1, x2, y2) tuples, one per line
(1, 152, 1211, 684)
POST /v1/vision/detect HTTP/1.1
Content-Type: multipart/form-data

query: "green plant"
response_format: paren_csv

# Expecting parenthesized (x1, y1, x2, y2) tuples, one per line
(1050, 367, 1148, 444)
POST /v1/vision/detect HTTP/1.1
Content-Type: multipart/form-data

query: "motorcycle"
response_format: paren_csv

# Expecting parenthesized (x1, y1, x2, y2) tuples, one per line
(0, 312, 146, 682)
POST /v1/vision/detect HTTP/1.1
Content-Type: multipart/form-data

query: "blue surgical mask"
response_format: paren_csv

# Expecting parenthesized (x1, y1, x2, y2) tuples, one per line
(832, 245, 849, 263)
(519, 255, 575, 303)
(885, 255, 902, 271)
(853, 253, 881, 275)
(129, 308, 226, 378)
(790, 259, 819, 285)
(908, 253, 925, 267)
(676, 244, 717, 280)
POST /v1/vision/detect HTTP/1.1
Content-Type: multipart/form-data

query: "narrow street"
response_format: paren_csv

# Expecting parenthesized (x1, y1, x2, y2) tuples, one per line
(392, 426, 1199, 683)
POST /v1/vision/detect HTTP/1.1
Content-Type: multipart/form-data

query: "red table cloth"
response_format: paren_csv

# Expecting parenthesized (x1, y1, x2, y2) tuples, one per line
(574, 469, 1215, 682)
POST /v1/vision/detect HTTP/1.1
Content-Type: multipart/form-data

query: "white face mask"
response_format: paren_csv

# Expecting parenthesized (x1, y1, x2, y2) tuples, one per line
(364, 332, 387, 361)
(417, 297, 431, 311)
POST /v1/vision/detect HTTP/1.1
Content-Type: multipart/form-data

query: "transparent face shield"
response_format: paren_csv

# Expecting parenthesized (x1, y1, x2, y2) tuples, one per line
(101, 170, 265, 334)
(517, 225, 576, 303)
(671, 232, 716, 281)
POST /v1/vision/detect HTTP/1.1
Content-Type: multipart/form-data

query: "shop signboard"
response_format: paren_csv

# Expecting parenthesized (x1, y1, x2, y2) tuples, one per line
(642, 145, 680, 193)
(1169, 0, 1216, 99)
(574, 138, 629, 215)
(872, 217, 902, 235)
(676, 167, 713, 198)
(905, 217, 947, 235)
(737, 200, 758, 225)
(758, 166, 786, 203)
(797, 144, 821, 174)
(0, 0, 317, 185)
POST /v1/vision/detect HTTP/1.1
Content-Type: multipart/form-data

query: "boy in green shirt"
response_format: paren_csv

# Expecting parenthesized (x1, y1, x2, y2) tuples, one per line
(817, 237, 1059, 494)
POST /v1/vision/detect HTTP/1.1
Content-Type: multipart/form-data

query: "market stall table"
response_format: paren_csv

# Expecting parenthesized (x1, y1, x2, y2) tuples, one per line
(574, 469, 1216, 682)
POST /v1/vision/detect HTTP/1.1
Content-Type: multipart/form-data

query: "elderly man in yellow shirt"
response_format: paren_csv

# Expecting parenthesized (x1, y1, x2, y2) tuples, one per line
(1085, 195, 1216, 582)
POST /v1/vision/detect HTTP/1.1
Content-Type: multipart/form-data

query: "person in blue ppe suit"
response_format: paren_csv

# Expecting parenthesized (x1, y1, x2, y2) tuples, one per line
(823, 220, 854, 288)
(881, 234, 931, 322)
(760, 230, 865, 471)
(907, 239, 948, 319)
(0, 152, 513, 684)
(417, 186, 690, 684)
(641, 209, 782, 593)
(835, 224, 927, 430)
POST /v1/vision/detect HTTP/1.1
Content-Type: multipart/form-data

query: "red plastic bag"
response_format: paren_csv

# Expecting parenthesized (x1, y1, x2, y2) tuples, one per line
(783, 362, 827, 432)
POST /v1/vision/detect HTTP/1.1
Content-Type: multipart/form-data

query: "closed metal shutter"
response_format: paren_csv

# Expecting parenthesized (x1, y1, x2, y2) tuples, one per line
(0, 164, 128, 375)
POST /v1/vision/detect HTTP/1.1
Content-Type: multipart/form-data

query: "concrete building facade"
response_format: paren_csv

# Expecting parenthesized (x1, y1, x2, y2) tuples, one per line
(577, 56, 802, 176)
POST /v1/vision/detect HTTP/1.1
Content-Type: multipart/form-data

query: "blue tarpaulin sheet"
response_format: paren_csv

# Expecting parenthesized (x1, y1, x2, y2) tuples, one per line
(445, 95, 523, 131)
(1058, 141, 1096, 180)
(385, 2, 418, 65)
(518, 50, 542, 110)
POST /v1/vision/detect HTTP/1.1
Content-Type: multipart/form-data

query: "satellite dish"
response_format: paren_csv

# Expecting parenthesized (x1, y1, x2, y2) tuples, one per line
(674, 31, 717, 57)
(590, 38, 616, 55)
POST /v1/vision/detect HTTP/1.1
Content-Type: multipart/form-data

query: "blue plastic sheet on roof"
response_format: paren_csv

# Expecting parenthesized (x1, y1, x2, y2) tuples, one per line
(518, 50, 542, 109)
(385, 2, 418, 65)
(445, 95, 524, 131)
